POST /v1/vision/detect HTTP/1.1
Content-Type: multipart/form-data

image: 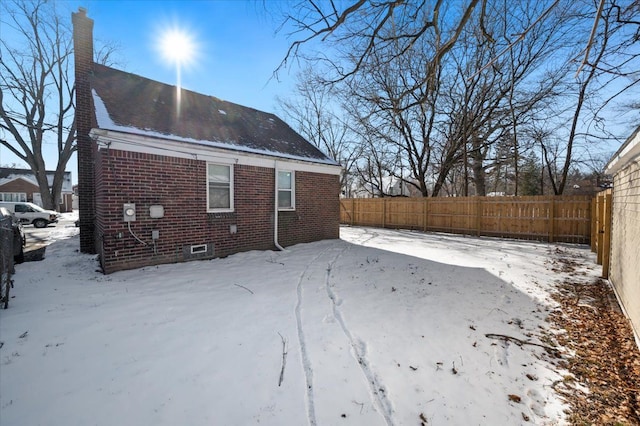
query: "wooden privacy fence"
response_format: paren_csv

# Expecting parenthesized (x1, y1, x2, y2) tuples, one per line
(591, 189, 612, 278)
(340, 195, 592, 244)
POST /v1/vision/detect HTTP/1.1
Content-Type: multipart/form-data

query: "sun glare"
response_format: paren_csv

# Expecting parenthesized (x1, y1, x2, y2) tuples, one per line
(155, 24, 200, 117)
(159, 28, 196, 66)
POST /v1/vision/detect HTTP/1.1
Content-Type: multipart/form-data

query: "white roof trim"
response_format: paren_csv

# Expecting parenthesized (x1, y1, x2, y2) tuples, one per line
(90, 129, 343, 176)
(606, 125, 640, 175)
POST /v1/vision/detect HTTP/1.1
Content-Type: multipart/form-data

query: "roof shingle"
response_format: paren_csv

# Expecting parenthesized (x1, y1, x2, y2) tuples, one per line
(90, 64, 337, 165)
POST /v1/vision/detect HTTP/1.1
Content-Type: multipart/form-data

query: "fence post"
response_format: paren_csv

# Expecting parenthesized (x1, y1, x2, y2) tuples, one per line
(602, 192, 612, 278)
(423, 198, 428, 232)
(382, 198, 386, 229)
(548, 196, 555, 243)
(596, 193, 605, 265)
(476, 196, 482, 237)
(591, 197, 597, 252)
(351, 198, 355, 226)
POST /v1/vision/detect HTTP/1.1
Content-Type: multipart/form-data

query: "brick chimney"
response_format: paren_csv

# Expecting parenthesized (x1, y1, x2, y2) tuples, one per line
(72, 7, 96, 254)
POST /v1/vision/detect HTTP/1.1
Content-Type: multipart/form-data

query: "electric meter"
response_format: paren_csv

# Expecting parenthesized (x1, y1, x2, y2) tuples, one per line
(123, 203, 136, 222)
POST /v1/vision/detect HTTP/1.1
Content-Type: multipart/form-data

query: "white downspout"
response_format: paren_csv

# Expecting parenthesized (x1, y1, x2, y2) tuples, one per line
(274, 161, 285, 251)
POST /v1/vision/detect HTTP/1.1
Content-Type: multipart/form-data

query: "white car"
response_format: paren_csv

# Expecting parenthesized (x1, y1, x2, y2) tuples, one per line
(0, 201, 59, 228)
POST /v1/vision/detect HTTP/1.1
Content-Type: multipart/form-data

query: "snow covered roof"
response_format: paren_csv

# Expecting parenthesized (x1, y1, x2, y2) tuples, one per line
(606, 124, 640, 175)
(0, 175, 37, 188)
(89, 64, 338, 166)
(0, 168, 73, 192)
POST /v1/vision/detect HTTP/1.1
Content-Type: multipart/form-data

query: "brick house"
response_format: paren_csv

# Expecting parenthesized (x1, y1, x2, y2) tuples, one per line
(72, 8, 341, 273)
(0, 168, 73, 212)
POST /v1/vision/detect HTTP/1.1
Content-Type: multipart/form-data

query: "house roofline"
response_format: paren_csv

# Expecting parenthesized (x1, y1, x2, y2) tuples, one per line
(0, 170, 73, 192)
(90, 128, 343, 176)
(0, 175, 74, 193)
(606, 125, 640, 175)
(0, 175, 38, 187)
(0, 168, 72, 177)
(91, 88, 339, 168)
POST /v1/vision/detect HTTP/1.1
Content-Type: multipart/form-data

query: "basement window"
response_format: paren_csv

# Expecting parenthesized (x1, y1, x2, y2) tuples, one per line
(207, 163, 234, 212)
(190, 244, 208, 255)
(278, 170, 295, 211)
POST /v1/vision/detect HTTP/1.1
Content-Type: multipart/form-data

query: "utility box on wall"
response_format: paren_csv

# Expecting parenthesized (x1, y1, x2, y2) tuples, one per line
(123, 203, 136, 222)
(149, 205, 164, 218)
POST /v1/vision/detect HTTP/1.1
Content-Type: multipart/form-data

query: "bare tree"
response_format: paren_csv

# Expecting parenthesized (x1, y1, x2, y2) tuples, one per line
(0, 0, 117, 209)
(273, 0, 639, 198)
(353, 136, 397, 197)
(276, 68, 361, 195)
(276, 1, 633, 82)
(1, 0, 76, 209)
(328, 1, 565, 198)
(457, 1, 576, 196)
(344, 33, 443, 197)
(538, 0, 628, 194)
(276, 0, 485, 85)
(499, 0, 573, 195)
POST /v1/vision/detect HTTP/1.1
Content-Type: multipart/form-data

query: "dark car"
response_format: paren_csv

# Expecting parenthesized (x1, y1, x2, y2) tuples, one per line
(0, 207, 25, 264)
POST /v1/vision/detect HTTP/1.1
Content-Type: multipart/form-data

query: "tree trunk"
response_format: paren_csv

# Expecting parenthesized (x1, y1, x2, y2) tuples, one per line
(470, 135, 486, 196)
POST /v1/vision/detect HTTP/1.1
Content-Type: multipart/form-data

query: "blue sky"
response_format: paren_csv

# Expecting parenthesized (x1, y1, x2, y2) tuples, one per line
(81, 0, 297, 112)
(3, 1, 636, 183)
(2, 0, 302, 182)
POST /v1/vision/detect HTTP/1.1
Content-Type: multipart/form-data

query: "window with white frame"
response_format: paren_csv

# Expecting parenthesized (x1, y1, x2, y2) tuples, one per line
(0, 192, 27, 202)
(207, 163, 233, 211)
(278, 170, 295, 210)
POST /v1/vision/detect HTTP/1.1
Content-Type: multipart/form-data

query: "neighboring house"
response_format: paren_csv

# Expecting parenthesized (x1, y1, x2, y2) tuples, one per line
(0, 168, 73, 212)
(72, 185, 79, 210)
(347, 181, 376, 198)
(564, 177, 602, 196)
(605, 125, 640, 343)
(385, 176, 412, 197)
(72, 9, 342, 274)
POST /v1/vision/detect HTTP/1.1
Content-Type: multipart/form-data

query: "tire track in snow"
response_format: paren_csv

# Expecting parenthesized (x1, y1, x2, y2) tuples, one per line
(295, 247, 333, 426)
(324, 247, 395, 426)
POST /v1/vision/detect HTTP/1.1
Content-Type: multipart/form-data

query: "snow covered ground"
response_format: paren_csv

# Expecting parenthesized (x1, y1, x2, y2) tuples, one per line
(0, 214, 601, 425)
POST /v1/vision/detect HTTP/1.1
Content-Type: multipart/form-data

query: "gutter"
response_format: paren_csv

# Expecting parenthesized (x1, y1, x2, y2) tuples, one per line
(274, 161, 285, 251)
(605, 125, 640, 175)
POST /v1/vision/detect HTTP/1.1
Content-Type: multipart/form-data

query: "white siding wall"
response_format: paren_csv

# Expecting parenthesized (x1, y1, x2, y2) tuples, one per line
(610, 158, 640, 341)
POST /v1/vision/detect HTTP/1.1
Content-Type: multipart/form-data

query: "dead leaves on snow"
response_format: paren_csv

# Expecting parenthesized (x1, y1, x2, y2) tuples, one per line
(545, 277, 640, 424)
(508, 394, 522, 403)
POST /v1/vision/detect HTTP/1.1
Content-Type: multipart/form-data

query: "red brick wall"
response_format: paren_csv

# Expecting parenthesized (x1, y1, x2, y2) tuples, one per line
(73, 9, 97, 253)
(277, 171, 340, 247)
(95, 149, 339, 273)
